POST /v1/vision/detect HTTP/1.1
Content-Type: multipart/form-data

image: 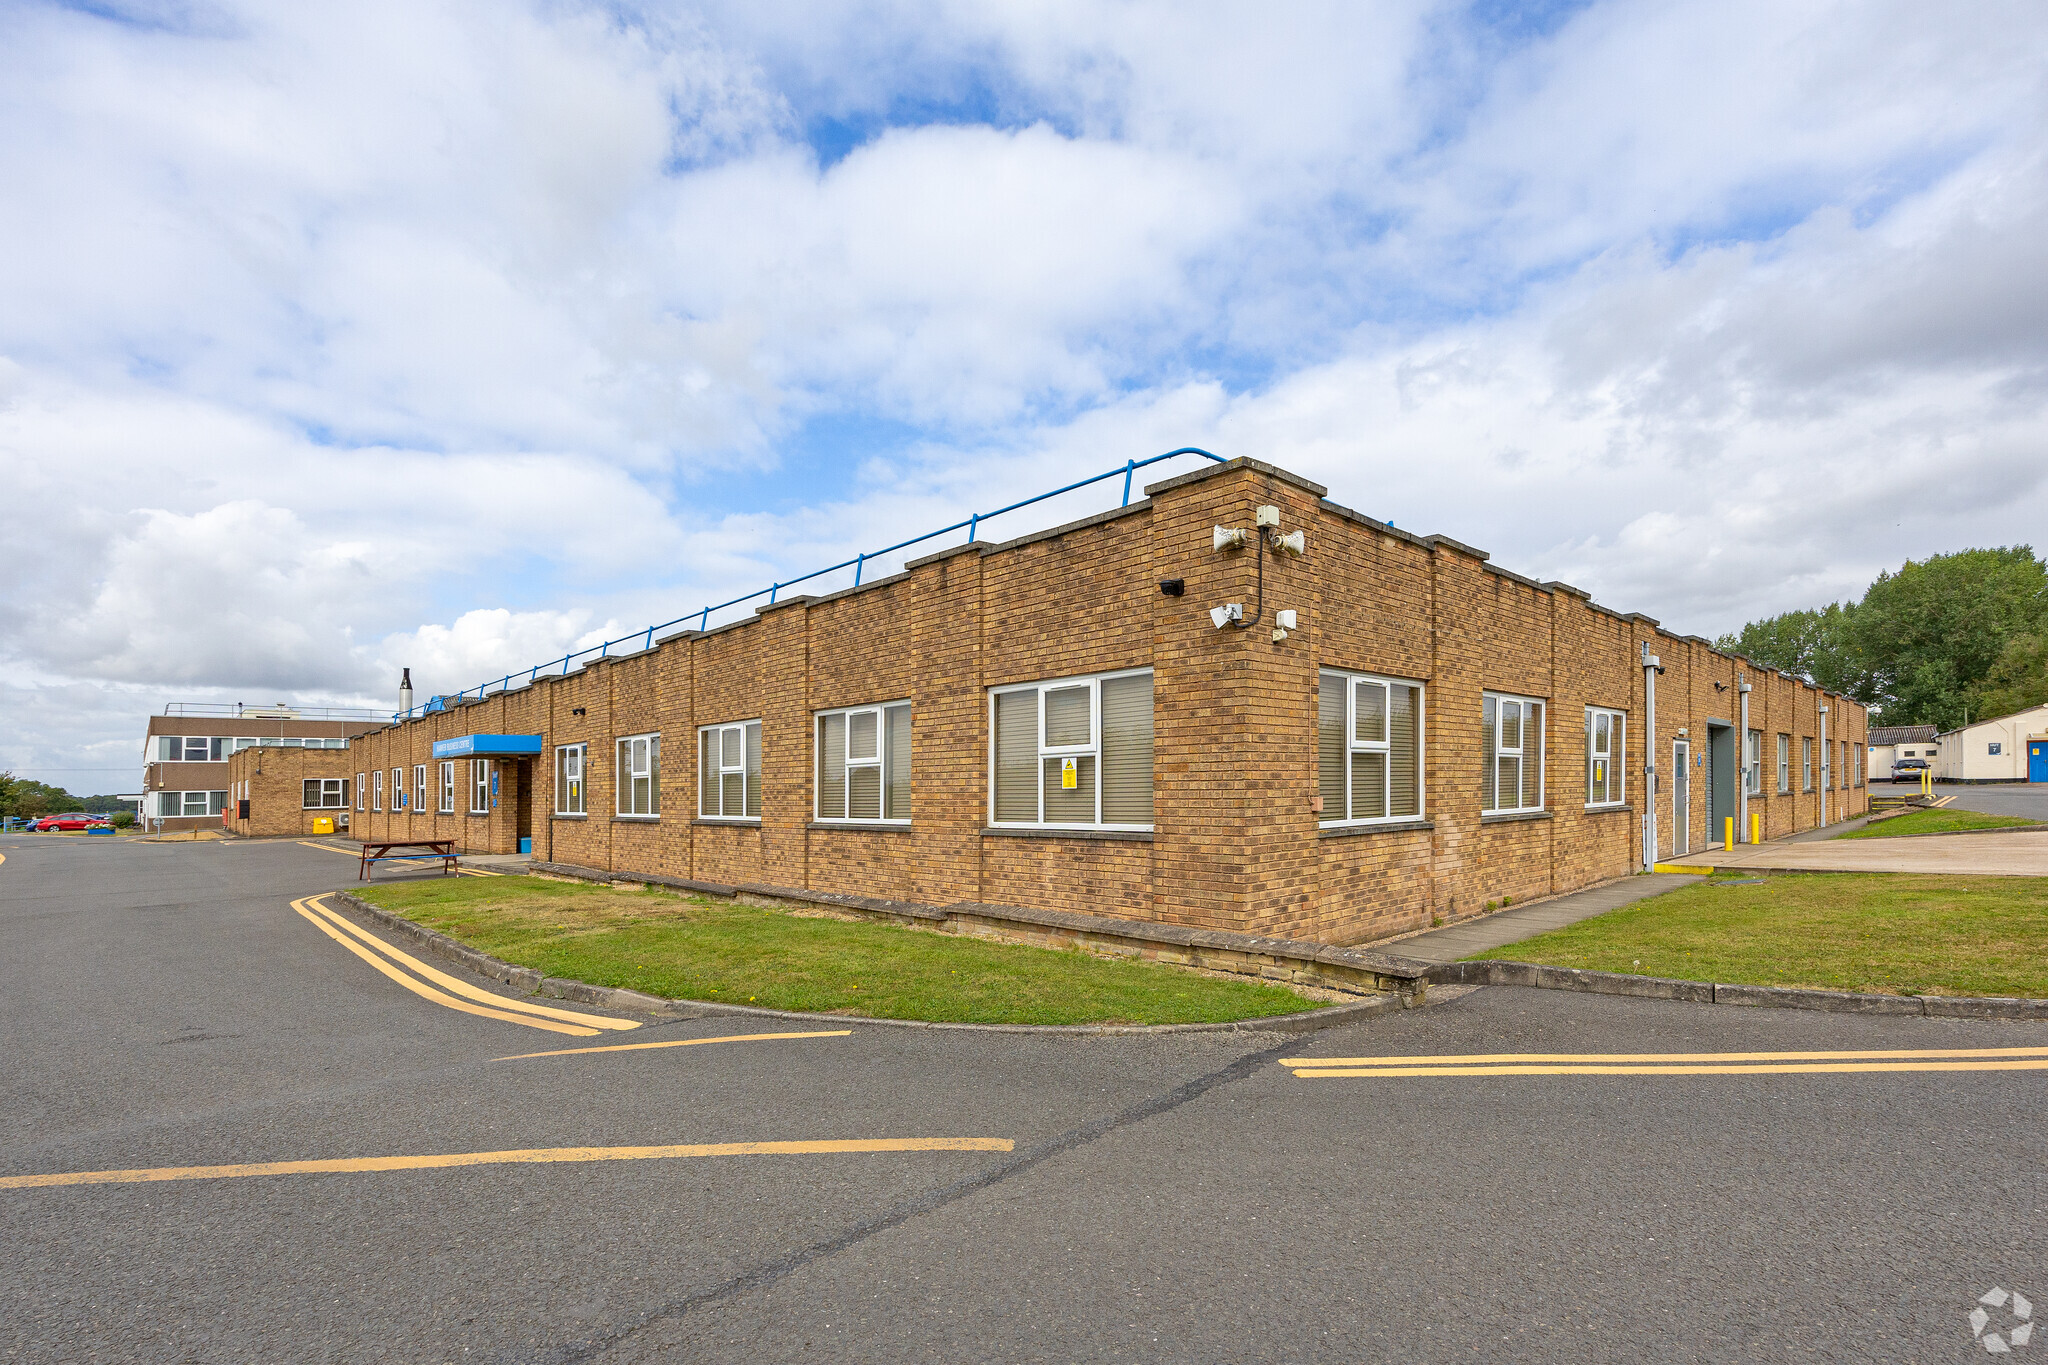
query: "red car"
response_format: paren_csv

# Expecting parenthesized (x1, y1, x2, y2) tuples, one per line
(33, 812, 112, 831)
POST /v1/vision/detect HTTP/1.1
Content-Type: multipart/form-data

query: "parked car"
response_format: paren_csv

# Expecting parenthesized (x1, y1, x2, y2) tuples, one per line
(1889, 758, 1931, 783)
(33, 812, 112, 831)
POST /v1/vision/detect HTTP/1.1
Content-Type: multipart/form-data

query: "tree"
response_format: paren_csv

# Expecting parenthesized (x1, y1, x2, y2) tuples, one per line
(1975, 633, 2048, 721)
(1716, 546, 2048, 728)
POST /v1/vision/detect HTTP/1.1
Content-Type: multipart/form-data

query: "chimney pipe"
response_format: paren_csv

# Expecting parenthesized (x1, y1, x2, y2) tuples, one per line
(399, 667, 414, 717)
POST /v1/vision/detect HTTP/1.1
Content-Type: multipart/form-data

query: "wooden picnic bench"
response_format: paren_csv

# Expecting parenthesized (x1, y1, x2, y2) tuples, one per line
(357, 838, 458, 881)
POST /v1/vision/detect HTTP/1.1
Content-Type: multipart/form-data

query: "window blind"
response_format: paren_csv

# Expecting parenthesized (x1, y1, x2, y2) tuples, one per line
(1099, 673, 1152, 825)
(994, 690, 1037, 823)
(884, 703, 911, 819)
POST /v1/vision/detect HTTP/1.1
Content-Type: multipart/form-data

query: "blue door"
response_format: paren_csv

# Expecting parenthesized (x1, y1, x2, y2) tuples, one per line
(2031, 740, 2048, 783)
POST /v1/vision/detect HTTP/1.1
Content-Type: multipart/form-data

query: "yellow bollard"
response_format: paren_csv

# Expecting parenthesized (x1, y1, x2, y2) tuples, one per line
(1750, 812, 1761, 844)
(1724, 817, 1734, 852)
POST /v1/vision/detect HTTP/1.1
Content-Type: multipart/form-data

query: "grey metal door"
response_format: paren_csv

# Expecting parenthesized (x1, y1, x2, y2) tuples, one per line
(1672, 739, 1690, 856)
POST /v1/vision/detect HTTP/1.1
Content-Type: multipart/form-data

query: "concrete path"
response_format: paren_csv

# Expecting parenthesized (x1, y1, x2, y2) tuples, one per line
(1699, 829, 2048, 875)
(1386, 872, 1706, 963)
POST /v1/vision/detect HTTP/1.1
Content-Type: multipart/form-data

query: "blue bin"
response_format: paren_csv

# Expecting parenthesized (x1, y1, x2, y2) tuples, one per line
(518, 837, 532, 854)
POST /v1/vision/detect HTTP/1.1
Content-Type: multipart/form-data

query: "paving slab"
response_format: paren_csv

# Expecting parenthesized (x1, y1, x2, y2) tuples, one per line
(1699, 829, 2048, 875)
(1385, 872, 1706, 964)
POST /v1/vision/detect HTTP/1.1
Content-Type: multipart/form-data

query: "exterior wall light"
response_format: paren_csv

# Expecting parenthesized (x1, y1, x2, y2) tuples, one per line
(1209, 603, 1243, 629)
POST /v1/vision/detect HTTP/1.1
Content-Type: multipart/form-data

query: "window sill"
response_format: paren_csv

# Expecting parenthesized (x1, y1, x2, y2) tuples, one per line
(692, 817, 759, 827)
(614, 815, 663, 823)
(1480, 808, 1553, 825)
(1318, 818, 1434, 839)
(981, 827, 1154, 842)
(551, 814, 587, 821)
(809, 821, 913, 832)
(1584, 803, 1634, 814)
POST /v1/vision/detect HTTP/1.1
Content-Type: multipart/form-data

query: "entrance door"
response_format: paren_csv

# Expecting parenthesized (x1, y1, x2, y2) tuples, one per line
(1706, 725, 1736, 848)
(2031, 740, 2048, 784)
(1672, 739, 1690, 856)
(513, 758, 534, 854)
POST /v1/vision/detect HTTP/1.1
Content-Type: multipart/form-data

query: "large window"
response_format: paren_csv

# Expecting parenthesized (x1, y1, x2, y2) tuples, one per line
(990, 670, 1153, 829)
(438, 760, 455, 814)
(159, 790, 227, 816)
(555, 744, 586, 816)
(1744, 729, 1762, 795)
(1802, 737, 1813, 791)
(1318, 671, 1422, 824)
(816, 703, 911, 822)
(697, 724, 755, 819)
(470, 759, 492, 815)
(413, 765, 427, 814)
(303, 779, 348, 809)
(1586, 707, 1625, 807)
(1777, 734, 1791, 794)
(157, 736, 225, 761)
(390, 767, 404, 811)
(618, 732, 663, 818)
(1482, 692, 1546, 814)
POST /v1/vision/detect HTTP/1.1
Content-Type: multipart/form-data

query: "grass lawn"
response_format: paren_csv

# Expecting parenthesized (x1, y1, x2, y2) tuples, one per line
(1836, 808, 2040, 839)
(355, 876, 1321, 1026)
(1468, 872, 2048, 998)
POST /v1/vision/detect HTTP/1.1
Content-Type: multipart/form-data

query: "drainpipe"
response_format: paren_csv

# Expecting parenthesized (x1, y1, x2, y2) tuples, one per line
(1642, 641, 1660, 868)
(1819, 704, 1830, 827)
(1738, 676, 1752, 841)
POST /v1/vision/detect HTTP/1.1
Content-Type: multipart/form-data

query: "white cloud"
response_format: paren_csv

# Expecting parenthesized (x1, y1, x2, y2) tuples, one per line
(3, 0, 2047, 788)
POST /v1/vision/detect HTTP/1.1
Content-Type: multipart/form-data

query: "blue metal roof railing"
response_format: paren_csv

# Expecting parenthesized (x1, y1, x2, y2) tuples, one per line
(394, 447, 1226, 722)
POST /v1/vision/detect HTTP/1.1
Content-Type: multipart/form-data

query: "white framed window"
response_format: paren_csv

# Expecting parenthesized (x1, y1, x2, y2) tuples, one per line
(356, 773, 367, 810)
(1586, 707, 1625, 808)
(158, 736, 225, 762)
(438, 760, 455, 814)
(1482, 692, 1546, 814)
(470, 759, 492, 815)
(697, 724, 756, 820)
(413, 765, 427, 813)
(1856, 743, 1865, 786)
(1839, 741, 1849, 789)
(372, 769, 383, 812)
(989, 669, 1153, 829)
(1802, 737, 1813, 791)
(389, 767, 404, 811)
(1744, 729, 1762, 795)
(816, 703, 911, 822)
(162, 790, 228, 816)
(555, 744, 586, 815)
(617, 733, 663, 818)
(232, 737, 260, 752)
(1777, 734, 1791, 794)
(1318, 671, 1423, 824)
(303, 779, 348, 809)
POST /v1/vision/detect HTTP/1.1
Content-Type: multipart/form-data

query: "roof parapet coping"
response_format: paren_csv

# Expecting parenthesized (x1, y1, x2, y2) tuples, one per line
(1315, 498, 1432, 552)
(1420, 533, 1490, 561)
(1484, 562, 1549, 592)
(903, 541, 985, 571)
(1142, 456, 1328, 501)
(974, 499, 1151, 556)
(1542, 579, 1592, 600)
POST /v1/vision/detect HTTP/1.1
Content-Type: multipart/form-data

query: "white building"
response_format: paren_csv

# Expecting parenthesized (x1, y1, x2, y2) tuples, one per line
(1932, 704, 2048, 784)
(1867, 725, 1939, 779)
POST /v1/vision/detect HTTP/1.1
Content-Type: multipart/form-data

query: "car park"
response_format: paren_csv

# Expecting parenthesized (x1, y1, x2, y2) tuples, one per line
(32, 812, 113, 831)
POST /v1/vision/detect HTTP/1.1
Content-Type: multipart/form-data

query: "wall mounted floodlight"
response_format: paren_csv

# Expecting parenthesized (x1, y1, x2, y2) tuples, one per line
(1214, 526, 1246, 551)
(1270, 529, 1305, 556)
(1209, 602, 1243, 629)
(1254, 505, 1280, 528)
(1275, 610, 1298, 630)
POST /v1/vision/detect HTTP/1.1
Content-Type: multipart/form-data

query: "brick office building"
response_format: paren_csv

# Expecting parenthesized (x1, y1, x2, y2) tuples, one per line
(224, 745, 356, 838)
(347, 457, 1867, 947)
(143, 703, 381, 832)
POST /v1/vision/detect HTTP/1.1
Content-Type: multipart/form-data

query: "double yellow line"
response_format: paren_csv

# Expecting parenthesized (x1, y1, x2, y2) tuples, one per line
(1282, 1046, 2048, 1078)
(290, 895, 637, 1037)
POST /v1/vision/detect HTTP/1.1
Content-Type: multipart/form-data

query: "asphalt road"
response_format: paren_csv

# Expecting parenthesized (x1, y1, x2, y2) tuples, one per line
(3, 833, 2044, 1363)
(1929, 781, 2048, 821)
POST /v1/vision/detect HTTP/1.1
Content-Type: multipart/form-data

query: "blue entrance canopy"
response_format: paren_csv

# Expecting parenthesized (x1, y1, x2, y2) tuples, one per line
(432, 734, 543, 759)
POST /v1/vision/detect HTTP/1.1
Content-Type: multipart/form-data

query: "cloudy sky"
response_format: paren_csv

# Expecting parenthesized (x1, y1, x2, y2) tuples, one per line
(3, 0, 2045, 792)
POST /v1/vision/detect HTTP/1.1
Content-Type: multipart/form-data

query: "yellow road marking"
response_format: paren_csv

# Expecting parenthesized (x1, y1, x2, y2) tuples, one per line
(1280, 1046, 2048, 1068)
(1293, 1059, 2048, 1078)
(290, 897, 598, 1036)
(297, 841, 358, 855)
(0, 1137, 1016, 1191)
(458, 866, 504, 877)
(499, 1030, 853, 1061)
(301, 896, 635, 1031)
